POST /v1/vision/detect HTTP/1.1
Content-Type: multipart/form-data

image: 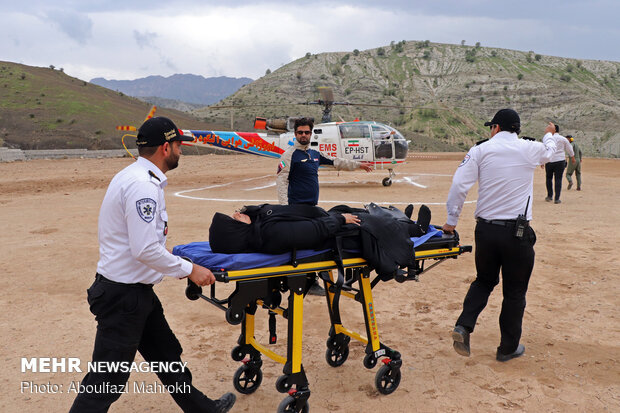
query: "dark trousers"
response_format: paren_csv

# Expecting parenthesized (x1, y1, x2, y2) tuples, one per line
(456, 222, 536, 354)
(69, 277, 217, 413)
(545, 160, 566, 201)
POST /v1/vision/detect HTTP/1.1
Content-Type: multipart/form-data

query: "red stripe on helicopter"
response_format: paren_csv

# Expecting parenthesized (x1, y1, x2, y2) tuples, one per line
(238, 133, 285, 154)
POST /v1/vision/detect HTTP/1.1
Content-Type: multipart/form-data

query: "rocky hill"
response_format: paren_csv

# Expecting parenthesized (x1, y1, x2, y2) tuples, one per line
(90, 74, 252, 106)
(0, 62, 229, 150)
(194, 41, 620, 156)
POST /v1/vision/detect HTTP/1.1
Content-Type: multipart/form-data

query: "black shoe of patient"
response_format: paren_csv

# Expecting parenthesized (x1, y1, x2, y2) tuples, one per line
(452, 325, 470, 357)
(404, 204, 414, 219)
(496, 344, 525, 362)
(213, 392, 236, 413)
(417, 204, 431, 233)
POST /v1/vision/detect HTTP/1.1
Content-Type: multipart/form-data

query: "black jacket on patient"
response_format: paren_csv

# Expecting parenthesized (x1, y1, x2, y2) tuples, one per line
(209, 203, 432, 280)
(209, 204, 345, 254)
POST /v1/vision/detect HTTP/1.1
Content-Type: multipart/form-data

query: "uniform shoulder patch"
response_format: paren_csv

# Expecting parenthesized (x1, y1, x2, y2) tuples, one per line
(521, 136, 536, 141)
(136, 198, 157, 223)
(459, 154, 471, 167)
(277, 160, 286, 173)
(475, 138, 489, 146)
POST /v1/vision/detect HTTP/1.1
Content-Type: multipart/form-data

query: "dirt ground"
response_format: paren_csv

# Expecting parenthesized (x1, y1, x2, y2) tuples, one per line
(1, 153, 618, 413)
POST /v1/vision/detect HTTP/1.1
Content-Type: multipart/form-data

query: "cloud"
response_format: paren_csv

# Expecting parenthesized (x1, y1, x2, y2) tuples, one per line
(133, 30, 158, 49)
(0, 1, 616, 82)
(44, 9, 93, 45)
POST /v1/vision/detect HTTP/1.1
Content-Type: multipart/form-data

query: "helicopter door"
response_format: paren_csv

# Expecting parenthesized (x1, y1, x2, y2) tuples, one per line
(371, 124, 394, 161)
(338, 123, 373, 162)
(312, 124, 339, 157)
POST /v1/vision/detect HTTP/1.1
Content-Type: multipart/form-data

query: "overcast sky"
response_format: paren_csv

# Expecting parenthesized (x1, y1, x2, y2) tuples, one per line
(1, 0, 618, 82)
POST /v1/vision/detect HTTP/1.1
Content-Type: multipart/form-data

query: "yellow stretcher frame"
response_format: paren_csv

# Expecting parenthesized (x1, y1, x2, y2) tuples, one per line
(185, 242, 471, 413)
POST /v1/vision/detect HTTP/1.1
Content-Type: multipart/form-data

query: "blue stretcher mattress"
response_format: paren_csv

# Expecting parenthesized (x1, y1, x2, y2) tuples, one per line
(173, 226, 442, 272)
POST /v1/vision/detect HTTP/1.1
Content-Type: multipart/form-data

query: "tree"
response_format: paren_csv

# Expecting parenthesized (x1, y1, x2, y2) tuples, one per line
(305, 52, 311, 58)
(353, 49, 360, 56)
(465, 49, 476, 63)
(49, 65, 55, 70)
(517, 73, 524, 80)
(461, 40, 466, 46)
(535, 54, 542, 61)
(475, 42, 481, 48)
(377, 47, 385, 56)
(265, 68, 271, 75)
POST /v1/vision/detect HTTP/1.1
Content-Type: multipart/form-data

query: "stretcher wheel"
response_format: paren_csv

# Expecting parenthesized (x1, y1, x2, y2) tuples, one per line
(375, 364, 401, 395)
(225, 308, 244, 325)
(231, 346, 245, 362)
(275, 375, 291, 393)
(326, 333, 350, 350)
(363, 353, 377, 369)
(382, 177, 392, 187)
(277, 395, 309, 413)
(233, 364, 262, 394)
(325, 345, 349, 367)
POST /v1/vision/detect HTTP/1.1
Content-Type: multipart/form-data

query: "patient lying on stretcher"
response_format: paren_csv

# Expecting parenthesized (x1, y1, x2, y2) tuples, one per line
(209, 203, 431, 255)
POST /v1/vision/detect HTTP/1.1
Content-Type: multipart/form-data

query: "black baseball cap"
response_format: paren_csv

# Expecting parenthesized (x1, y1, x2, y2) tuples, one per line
(136, 117, 193, 147)
(484, 108, 520, 129)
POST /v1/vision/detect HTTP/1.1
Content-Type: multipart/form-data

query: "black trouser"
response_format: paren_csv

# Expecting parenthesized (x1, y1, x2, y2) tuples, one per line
(545, 160, 566, 201)
(456, 221, 536, 355)
(69, 276, 217, 413)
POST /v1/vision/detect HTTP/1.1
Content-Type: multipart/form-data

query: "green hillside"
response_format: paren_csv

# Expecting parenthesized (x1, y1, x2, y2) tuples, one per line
(0, 61, 226, 150)
(194, 41, 620, 156)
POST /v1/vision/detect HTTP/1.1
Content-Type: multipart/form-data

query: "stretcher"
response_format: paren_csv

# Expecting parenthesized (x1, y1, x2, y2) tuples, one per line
(173, 226, 471, 413)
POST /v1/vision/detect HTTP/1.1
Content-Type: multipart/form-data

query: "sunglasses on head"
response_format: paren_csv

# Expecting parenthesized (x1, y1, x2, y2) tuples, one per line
(296, 130, 312, 135)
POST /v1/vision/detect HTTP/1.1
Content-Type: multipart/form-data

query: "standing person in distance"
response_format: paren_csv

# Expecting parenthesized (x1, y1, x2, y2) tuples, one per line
(565, 135, 583, 191)
(442, 109, 557, 362)
(70, 117, 236, 413)
(276, 117, 372, 296)
(543, 124, 575, 204)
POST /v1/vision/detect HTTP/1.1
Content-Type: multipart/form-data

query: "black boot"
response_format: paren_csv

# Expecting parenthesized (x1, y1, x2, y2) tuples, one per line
(417, 205, 431, 233)
(404, 204, 414, 219)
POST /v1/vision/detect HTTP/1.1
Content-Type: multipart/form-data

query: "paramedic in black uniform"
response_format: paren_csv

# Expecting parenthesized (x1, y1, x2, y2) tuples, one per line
(276, 117, 372, 295)
(69, 117, 236, 413)
(442, 109, 558, 362)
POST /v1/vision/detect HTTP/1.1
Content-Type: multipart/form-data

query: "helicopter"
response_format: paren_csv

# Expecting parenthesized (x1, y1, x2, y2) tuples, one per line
(119, 87, 413, 186)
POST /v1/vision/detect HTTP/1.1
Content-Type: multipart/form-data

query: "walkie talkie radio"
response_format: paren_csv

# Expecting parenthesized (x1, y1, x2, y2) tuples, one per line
(514, 196, 530, 239)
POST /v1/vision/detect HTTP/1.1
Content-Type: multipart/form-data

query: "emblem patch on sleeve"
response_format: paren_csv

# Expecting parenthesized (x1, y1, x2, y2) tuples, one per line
(277, 160, 286, 174)
(459, 154, 470, 167)
(136, 198, 157, 223)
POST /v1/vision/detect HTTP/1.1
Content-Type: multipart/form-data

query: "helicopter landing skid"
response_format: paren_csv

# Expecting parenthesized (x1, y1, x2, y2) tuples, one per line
(382, 169, 395, 187)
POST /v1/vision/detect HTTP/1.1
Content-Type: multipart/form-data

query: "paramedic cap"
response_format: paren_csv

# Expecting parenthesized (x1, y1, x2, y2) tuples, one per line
(484, 109, 520, 129)
(136, 116, 192, 147)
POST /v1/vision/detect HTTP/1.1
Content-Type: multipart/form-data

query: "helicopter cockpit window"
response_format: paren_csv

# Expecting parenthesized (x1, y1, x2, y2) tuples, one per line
(339, 124, 370, 140)
(371, 125, 392, 140)
(372, 124, 393, 159)
(387, 126, 408, 159)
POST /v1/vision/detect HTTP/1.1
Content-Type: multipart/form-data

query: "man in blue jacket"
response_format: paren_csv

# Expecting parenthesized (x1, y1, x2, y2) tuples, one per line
(276, 117, 371, 294)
